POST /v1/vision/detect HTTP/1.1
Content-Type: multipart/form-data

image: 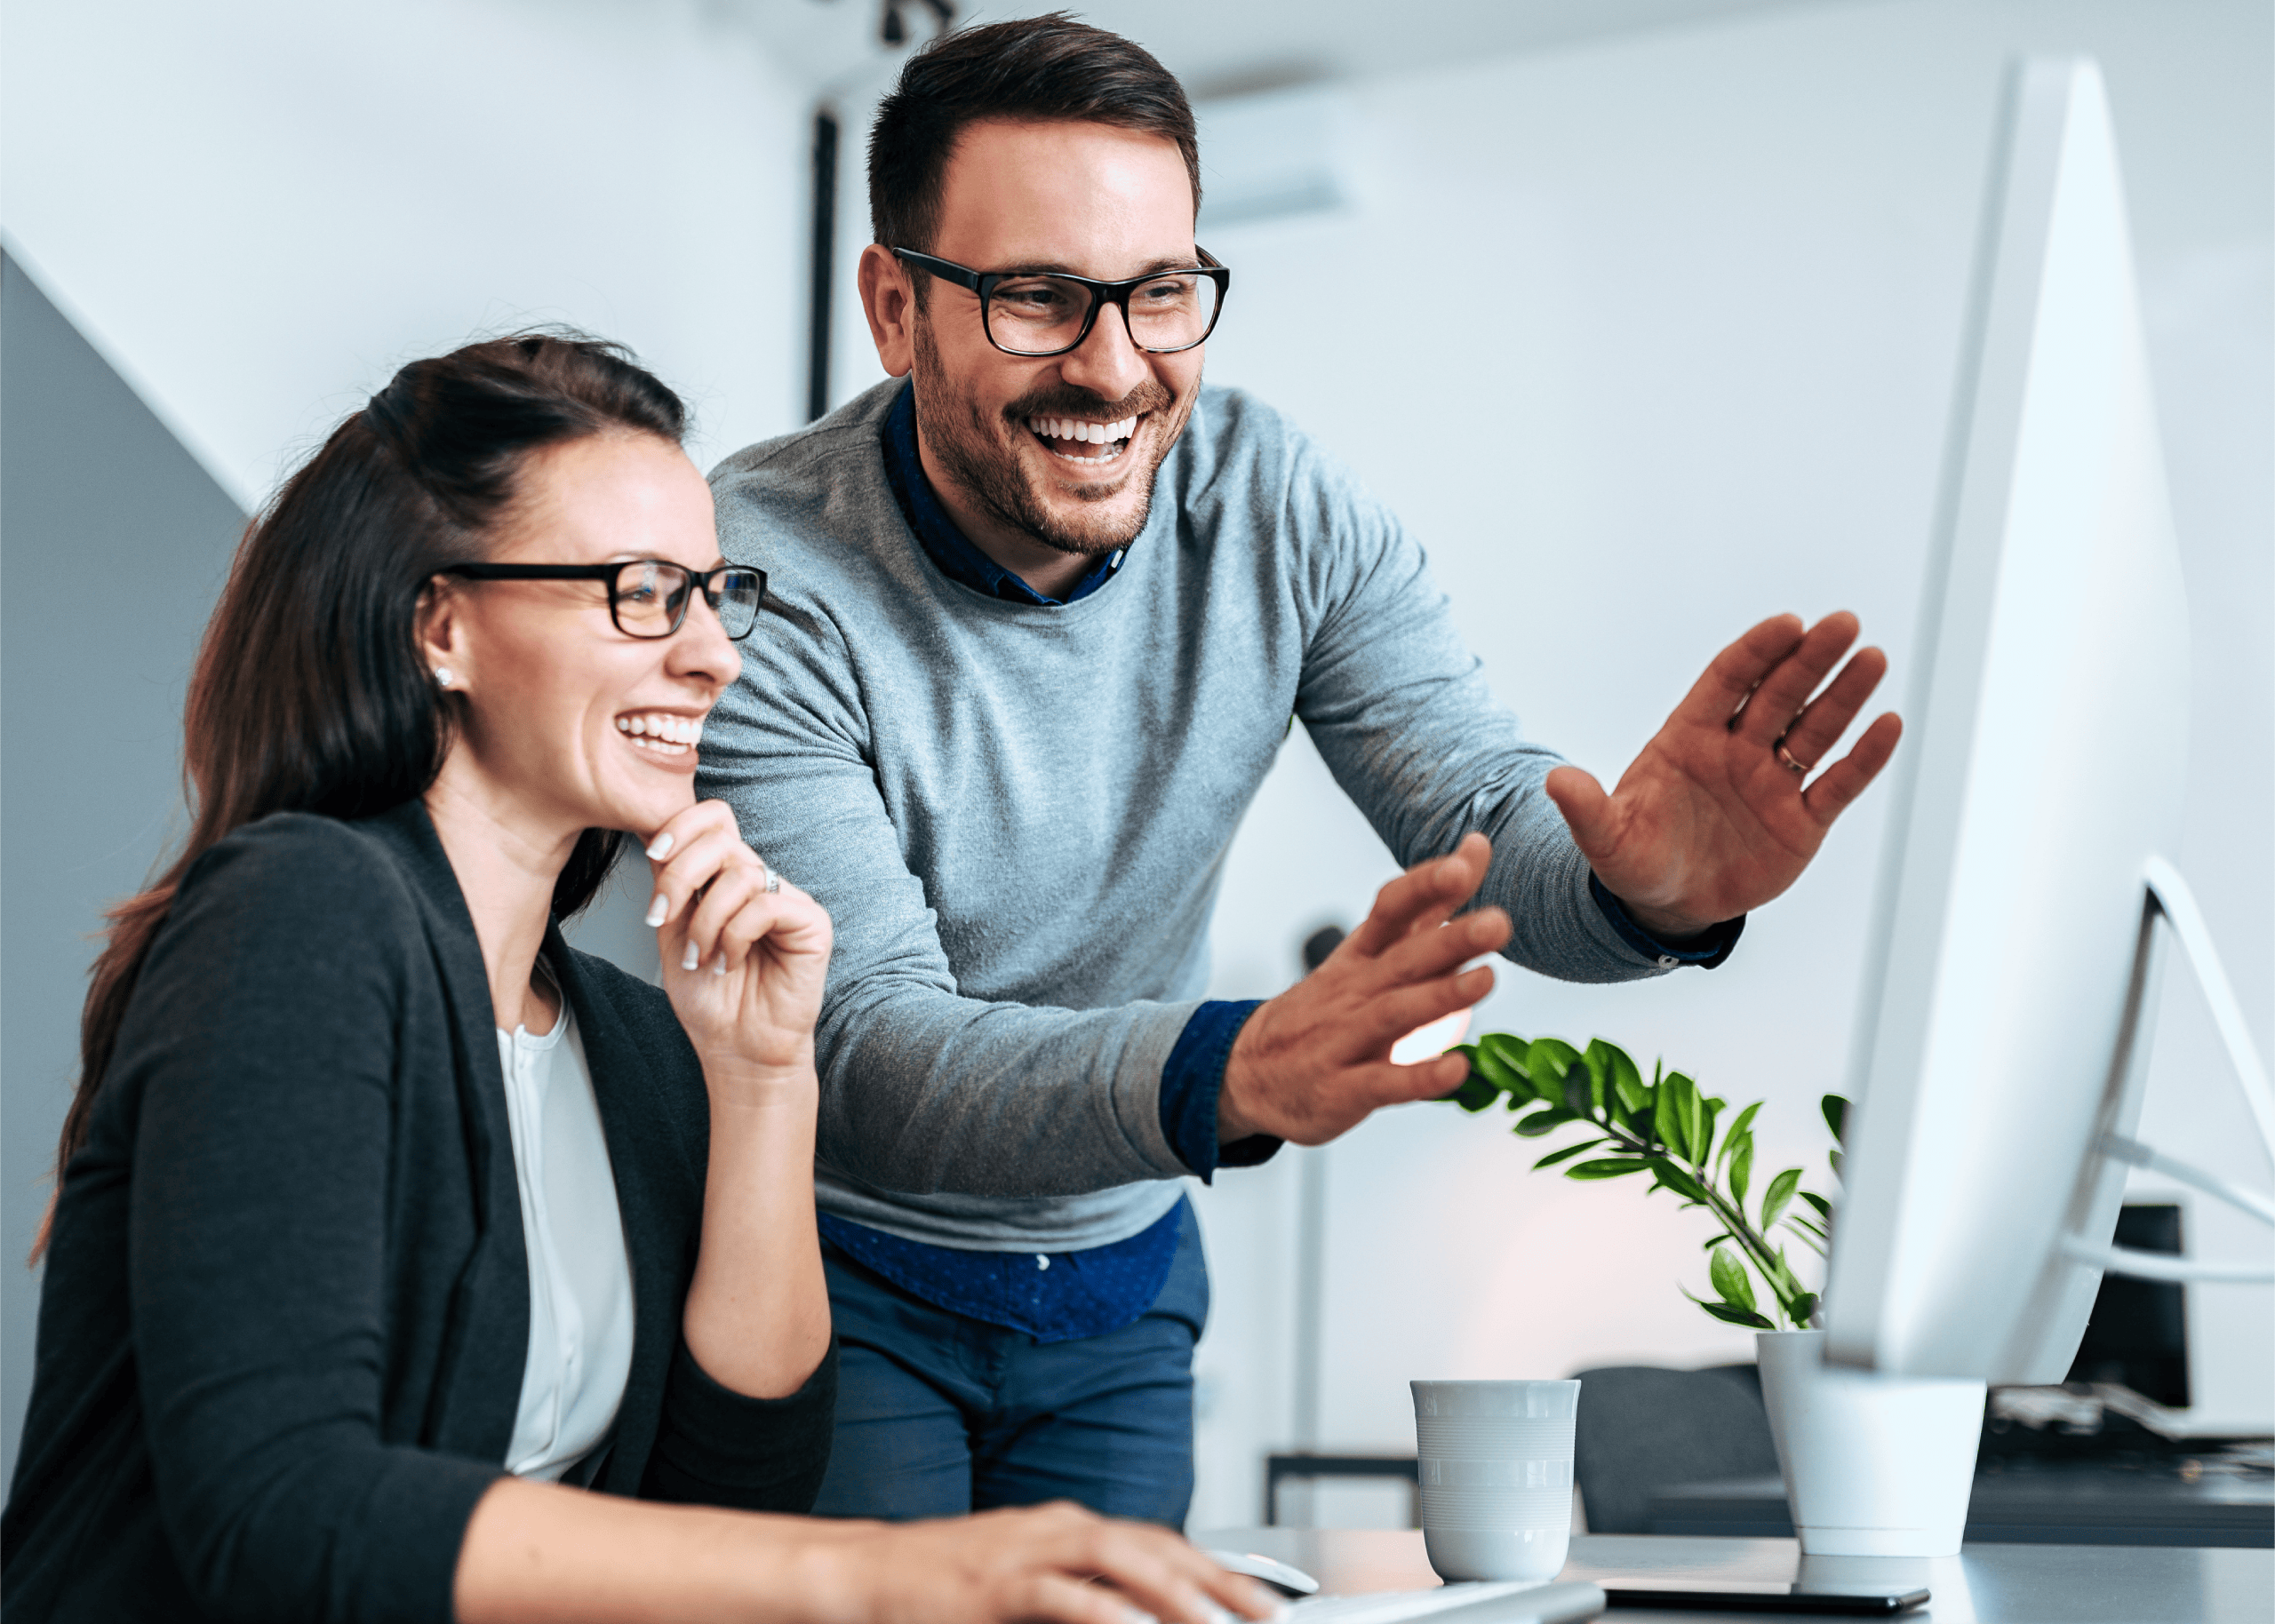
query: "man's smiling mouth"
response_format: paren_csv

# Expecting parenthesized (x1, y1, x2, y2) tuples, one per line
(1026, 413, 1139, 465)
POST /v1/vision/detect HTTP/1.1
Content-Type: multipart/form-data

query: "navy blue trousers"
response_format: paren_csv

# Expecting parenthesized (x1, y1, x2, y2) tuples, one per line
(807, 1206, 1208, 1525)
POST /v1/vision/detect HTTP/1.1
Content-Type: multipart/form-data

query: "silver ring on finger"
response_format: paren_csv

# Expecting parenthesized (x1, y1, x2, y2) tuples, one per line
(754, 856, 781, 894)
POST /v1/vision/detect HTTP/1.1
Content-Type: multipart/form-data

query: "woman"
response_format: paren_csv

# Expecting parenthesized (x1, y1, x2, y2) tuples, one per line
(1, 335, 1276, 1624)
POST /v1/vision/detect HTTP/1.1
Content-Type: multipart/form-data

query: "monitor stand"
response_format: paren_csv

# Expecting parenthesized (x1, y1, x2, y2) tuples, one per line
(2061, 856, 2275, 1287)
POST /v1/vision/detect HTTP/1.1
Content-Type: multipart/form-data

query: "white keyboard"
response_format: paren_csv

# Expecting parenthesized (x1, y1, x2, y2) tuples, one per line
(1285, 1580, 1604, 1624)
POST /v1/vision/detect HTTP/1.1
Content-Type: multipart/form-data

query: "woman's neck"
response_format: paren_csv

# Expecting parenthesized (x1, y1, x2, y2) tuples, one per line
(421, 763, 579, 1036)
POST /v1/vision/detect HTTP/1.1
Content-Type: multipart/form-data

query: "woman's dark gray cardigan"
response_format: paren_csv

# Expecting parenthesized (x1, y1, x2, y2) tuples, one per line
(1, 800, 837, 1621)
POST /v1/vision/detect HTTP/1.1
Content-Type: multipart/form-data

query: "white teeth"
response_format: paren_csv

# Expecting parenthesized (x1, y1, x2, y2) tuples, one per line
(1027, 414, 1140, 446)
(619, 712, 706, 751)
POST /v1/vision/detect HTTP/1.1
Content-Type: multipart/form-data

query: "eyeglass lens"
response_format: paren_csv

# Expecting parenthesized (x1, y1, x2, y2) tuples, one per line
(611, 561, 762, 639)
(986, 272, 1220, 355)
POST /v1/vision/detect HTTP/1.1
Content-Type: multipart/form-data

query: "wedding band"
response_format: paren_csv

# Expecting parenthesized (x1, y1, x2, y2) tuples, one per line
(766, 870, 781, 894)
(1774, 737, 1812, 776)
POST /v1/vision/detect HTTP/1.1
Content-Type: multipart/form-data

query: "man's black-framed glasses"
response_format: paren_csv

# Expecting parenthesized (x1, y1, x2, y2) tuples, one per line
(891, 247, 1230, 357)
(442, 560, 768, 641)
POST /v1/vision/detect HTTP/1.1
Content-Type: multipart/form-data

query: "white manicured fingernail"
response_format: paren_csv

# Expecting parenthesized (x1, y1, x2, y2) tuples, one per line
(711, 957, 727, 976)
(646, 832, 675, 860)
(645, 895, 668, 928)
(681, 942, 700, 972)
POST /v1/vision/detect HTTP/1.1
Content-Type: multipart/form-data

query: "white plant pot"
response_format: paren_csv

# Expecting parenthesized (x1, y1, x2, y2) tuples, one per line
(1755, 1329, 1986, 1556)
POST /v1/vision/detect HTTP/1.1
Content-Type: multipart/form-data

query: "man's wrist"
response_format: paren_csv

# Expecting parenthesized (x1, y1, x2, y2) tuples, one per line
(1216, 1057, 1258, 1144)
(1621, 899, 1716, 943)
(1159, 999, 1272, 1177)
(1587, 872, 1746, 968)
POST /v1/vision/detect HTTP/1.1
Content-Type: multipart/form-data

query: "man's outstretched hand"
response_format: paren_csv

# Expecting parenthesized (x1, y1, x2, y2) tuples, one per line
(1545, 611, 1903, 940)
(1217, 833, 1510, 1147)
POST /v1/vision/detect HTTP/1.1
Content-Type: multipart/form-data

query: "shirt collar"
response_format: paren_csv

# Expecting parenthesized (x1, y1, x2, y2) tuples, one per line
(879, 382, 1122, 608)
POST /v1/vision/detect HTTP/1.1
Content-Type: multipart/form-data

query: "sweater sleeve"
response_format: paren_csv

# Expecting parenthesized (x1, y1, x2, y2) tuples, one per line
(121, 819, 500, 1623)
(695, 562, 1198, 1201)
(1281, 433, 1672, 984)
(642, 1338, 839, 1511)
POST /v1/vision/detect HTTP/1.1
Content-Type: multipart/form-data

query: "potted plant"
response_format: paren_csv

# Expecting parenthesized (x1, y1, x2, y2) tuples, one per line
(1443, 1031, 1986, 1556)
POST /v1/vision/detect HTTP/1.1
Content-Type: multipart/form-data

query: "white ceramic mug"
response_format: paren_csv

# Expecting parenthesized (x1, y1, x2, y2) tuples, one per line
(1410, 1379, 1580, 1582)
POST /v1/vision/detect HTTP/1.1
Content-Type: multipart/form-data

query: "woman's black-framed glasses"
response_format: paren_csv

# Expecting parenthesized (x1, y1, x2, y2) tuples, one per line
(890, 247, 1230, 358)
(442, 561, 768, 641)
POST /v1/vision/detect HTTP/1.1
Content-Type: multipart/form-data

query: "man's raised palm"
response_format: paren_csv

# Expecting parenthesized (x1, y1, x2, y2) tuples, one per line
(1544, 611, 1903, 939)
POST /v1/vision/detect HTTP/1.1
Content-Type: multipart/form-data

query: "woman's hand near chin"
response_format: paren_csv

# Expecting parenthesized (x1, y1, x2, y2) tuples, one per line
(829, 1504, 1284, 1624)
(643, 798, 831, 1096)
(641, 798, 834, 1399)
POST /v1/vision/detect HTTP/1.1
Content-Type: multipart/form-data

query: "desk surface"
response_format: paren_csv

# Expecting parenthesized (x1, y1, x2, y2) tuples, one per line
(1195, 1526, 2273, 1624)
(1648, 1461, 2274, 1548)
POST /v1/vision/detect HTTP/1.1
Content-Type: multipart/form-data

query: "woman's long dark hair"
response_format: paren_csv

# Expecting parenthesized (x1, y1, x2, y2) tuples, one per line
(36, 333, 687, 1259)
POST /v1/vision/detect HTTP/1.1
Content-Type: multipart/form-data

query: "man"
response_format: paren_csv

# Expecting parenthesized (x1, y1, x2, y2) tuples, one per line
(700, 16, 1898, 1525)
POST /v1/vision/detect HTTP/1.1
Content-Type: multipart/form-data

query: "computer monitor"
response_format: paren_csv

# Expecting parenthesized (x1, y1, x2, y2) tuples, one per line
(1821, 58, 2275, 1384)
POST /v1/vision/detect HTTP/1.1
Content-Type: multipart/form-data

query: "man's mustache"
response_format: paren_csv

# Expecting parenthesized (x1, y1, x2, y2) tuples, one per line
(1002, 379, 1176, 424)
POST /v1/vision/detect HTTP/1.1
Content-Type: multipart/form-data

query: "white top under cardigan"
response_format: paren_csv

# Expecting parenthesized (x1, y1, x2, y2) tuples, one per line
(495, 999, 635, 1482)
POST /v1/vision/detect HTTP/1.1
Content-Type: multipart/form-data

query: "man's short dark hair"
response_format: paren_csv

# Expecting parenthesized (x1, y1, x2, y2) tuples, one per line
(869, 12, 1202, 266)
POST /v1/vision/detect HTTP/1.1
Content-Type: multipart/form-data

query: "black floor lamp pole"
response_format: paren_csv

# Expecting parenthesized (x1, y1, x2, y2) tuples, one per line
(807, 106, 840, 423)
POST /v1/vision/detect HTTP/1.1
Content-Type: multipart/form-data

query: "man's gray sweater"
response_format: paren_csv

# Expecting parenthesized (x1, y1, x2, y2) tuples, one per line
(702, 378, 1666, 1253)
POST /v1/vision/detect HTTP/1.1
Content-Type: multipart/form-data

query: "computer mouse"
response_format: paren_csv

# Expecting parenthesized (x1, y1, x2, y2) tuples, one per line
(1203, 1549, 1321, 1597)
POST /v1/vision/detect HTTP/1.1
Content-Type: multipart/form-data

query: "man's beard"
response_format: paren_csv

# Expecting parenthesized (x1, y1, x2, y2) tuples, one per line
(910, 319, 1188, 558)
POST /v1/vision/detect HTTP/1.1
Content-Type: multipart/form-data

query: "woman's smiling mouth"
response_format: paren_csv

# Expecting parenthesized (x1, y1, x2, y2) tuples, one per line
(616, 710, 706, 758)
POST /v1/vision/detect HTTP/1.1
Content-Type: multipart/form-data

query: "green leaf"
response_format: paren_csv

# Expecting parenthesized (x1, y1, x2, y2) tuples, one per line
(1697, 1300, 1776, 1331)
(1676, 1074, 1708, 1167)
(1699, 1231, 1734, 1251)
(1728, 1135, 1753, 1209)
(1717, 1103, 1763, 1171)
(1784, 1212, 1828, 1241)
(1653, 1078, 1689, 1162)
(1602, 1042, 1648, 1117)
(1465, 1043, 1519, 1095)
(1798, 1190, 1833, 1222)
(1787, 1291, 1821, 1327)
(1823, 1094, 1849, 1146)
(1480, 1033, 1537, 1103)
(1756, 1164, 1792, 1228)
(1531, 1138, 1607, 1170)
(1646, 1157, 1713, 1206)
(1527, 1038, 1580, 1093)
(1577, 1042, 1609, 1116)
(1768, 1244, 1804, 1295)
(1699, 1095, 1724, 1163)
(1709, 1246, 1756, 1312)
(1566, 1158, 1652, 1180)
(1561, 1065, 1593, 1119)
(1442, 1054, 1503, 1113)
(1513, 1107, 1577, 1138)
(1830, 1148, 1845, 1179)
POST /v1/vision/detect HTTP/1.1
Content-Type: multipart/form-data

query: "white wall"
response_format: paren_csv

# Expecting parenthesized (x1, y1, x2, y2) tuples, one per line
(1177, 0, 2272, 1531)
(1, 0, 813, 509)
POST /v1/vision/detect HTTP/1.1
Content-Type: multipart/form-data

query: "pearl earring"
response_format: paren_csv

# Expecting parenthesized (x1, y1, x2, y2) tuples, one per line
(434, 667, 454, 689)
